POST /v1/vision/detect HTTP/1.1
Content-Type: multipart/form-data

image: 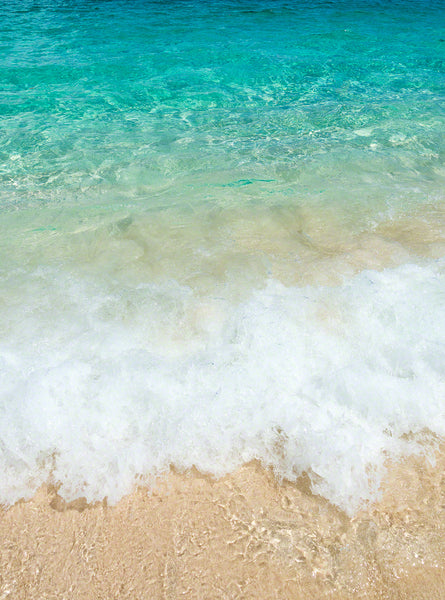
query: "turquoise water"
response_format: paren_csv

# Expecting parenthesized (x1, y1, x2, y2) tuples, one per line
(2, 0, 444, 212)
(0, 0, 444, 510)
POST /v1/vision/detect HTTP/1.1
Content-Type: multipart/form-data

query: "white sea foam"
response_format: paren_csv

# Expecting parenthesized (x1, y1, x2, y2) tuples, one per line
(0, 258, 444, 513)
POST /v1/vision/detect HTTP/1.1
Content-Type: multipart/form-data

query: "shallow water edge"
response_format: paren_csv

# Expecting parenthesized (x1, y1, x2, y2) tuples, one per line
(1, 444, 445, 599)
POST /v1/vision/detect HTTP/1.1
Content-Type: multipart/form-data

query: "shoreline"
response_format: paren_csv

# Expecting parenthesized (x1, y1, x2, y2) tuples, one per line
(1, 448, 445, 599)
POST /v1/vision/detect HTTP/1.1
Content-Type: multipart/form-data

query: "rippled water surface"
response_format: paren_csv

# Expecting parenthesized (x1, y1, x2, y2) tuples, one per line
(0, 0, 444, 511)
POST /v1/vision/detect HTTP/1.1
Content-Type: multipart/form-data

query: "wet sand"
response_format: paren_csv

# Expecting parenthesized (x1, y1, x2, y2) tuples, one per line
(1, 445, 445, 599)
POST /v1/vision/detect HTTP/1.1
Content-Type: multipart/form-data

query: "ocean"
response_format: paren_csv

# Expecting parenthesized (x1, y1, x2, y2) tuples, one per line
(1, 0, 444, 518)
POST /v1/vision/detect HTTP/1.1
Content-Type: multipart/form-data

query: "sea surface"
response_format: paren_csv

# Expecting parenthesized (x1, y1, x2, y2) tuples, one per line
(0, 0, 444, 513)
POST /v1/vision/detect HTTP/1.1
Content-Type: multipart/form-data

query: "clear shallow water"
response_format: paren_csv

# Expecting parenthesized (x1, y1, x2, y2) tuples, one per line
(0, 0, 444, 511)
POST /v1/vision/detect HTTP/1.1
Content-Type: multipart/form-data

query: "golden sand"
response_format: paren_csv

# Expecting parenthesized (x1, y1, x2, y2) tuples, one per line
(1, 447, 445, 599)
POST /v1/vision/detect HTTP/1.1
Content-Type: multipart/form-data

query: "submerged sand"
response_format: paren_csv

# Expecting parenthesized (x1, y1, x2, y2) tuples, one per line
(1, 445, 445, 600)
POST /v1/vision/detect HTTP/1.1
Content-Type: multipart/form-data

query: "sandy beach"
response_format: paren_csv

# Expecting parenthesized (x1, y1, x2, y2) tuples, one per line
(1, 443, 444, 600)
(1, 1, 445, 598)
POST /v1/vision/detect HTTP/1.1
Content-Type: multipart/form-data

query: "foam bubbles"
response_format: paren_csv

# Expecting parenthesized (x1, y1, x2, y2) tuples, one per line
(1, 257, 444, 513)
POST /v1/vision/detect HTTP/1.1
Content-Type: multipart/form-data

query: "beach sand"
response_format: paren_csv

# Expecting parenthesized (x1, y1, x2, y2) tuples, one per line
(1, 444, 445, 599)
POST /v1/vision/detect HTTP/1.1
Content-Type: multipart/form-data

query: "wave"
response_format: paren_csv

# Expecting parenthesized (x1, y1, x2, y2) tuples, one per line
(1, 256, 444, 513)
